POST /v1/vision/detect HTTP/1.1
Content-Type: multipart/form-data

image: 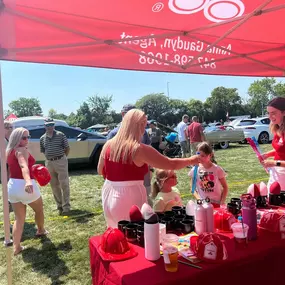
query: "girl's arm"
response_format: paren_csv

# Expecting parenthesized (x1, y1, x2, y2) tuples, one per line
(134, 144, 200, 170)
(219, 177, 228, 204)
(262, 150, 276, 159)
(153, 199, 165, 212)
(16, 148, 33, 193)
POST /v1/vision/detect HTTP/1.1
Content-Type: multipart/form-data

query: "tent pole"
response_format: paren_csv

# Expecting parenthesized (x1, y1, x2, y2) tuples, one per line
(0, 63, 11, 245)
(0, 63, 13, 284)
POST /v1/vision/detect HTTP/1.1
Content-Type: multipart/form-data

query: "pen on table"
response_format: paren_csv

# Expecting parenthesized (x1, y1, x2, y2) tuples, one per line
(178, 260, 203, 270)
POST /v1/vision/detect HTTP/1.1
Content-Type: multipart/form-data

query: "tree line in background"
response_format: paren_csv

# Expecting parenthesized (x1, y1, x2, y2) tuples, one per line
(4, 78, 285, 129)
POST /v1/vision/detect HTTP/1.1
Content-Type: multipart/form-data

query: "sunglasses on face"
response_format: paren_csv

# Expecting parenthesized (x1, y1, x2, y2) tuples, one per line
(5, 126, 12, 130)
(45, 124, 54, 127)
(21, 135, 31, 140)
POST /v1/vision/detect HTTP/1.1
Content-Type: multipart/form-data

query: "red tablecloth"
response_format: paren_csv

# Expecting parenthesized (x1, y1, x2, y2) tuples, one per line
(89, 233, 285, 285)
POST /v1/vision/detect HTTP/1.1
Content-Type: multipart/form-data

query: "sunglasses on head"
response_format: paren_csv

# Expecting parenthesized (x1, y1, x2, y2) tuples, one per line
(45, 124, 54, 127)
(22, 135, 31, 140)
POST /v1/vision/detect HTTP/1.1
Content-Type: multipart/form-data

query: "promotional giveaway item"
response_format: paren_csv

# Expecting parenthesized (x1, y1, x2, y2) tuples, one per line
(31, 164, 51, 186)
(241, 194, 257, 240)
(203, 198, 214, 232)
(141, 203, 154, 220)
(129, 205, 143, 222)
(246, 137, 269, 173)
(231, 220, 249, 248)
(195, 199, 207, 235)
(186, 200, 195, 219)
(259, 210, 285, 239)
(98, 228, 138, 262)
(214, 207, 236, 232)
(190, 233, 228, 263)
(144, 213, 160, 261)
(162, 234, 179, 272)
(269, 182, 282, 206)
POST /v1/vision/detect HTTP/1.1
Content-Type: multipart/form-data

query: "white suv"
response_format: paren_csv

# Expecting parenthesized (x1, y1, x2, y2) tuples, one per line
(234, 117, 272, 144)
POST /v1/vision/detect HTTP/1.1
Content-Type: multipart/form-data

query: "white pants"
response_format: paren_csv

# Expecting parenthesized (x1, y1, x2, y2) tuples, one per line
(102, 180, 147, 228)
(8, 178, 41, 204)
(268, 167, 285, 192)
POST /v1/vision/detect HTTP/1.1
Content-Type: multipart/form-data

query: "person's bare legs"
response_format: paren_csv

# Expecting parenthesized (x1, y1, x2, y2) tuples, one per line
(29, 197, 46, 235)
(12, 202, 26, 255)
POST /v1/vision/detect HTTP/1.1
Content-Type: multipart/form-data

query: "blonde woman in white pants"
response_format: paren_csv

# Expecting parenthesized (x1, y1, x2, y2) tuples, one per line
(98, 109, 201, 228)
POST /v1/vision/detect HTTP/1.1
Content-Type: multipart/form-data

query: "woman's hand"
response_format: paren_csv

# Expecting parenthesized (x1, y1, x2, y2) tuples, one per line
(25, 182, 33, 194)
(262, 159, 275, 168)
(188, 155, 201, 165)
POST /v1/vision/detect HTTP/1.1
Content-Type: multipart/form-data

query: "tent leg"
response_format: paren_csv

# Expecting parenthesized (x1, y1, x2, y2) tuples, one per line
(0, 63, 13, 284)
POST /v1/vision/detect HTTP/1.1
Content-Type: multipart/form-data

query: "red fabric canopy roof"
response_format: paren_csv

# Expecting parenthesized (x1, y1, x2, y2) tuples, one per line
(0, 0, 284, 76)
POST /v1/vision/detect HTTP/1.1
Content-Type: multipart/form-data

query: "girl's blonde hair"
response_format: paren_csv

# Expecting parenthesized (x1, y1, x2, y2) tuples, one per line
(151, 169, 174, 198)
(197, 141, 217, 164)
(6, 128, 28, 157)
(102, 109, 147, 163)
(270, 116, 285, 136)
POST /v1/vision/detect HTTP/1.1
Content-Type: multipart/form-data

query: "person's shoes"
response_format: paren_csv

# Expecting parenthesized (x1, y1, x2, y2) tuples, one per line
(61, 210, 71, 216)
(35, 230, 49, 238)
(58, 208, 63, 215)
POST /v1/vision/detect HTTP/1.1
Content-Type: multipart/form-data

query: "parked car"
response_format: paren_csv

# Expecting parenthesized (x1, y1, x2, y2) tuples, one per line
(204, 126, 245, 149)
(233, 117, 272, 144)
(11, 117, 106, 168)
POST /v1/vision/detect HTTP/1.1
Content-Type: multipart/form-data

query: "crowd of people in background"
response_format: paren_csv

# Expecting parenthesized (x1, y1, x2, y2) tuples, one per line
(3, 97, 285, 255)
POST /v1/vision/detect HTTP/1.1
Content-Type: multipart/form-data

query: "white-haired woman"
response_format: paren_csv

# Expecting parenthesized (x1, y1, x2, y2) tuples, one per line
(98, 109, 200, 228)
(7, 127, 47, 255)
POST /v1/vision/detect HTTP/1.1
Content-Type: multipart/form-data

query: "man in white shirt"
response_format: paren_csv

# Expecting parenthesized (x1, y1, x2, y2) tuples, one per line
(176, 115, 189, 158)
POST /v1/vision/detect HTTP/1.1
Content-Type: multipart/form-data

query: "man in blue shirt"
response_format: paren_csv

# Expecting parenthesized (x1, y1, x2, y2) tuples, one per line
(107, 104, 152, 198)
(107, 104, 150, 144)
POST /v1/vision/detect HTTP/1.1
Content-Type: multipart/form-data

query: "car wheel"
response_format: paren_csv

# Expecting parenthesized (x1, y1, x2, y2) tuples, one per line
(258, 132, 269, 144)
(219, 142, 229, 149)
(92, 146, 103, 168)
(239, 139, 247, 144)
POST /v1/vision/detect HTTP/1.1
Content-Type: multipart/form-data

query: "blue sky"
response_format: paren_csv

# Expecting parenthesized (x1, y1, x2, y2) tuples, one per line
(1, 61, 285, 116)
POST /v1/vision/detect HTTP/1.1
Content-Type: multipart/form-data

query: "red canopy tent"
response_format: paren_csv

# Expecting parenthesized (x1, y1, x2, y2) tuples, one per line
(0, 0, 285, 76)
(5, 113, 18, 121)
(0, 1, 285, 282)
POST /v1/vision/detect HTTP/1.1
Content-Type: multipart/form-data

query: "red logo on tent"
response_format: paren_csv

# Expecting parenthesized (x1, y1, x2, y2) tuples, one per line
(157, 0, 246, 23)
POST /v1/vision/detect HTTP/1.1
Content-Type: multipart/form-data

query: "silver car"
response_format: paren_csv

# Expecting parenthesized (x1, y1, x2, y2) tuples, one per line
(27, 125, 106, 167)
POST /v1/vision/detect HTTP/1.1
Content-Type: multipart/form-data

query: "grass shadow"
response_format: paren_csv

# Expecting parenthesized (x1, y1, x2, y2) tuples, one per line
(69, 168, 98, 177)
(22, 237, 71, 285)
(62, 209, 96, 224)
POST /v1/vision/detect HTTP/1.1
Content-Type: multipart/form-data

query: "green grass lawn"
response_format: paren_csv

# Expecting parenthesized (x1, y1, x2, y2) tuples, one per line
(0, 143, 272, 285)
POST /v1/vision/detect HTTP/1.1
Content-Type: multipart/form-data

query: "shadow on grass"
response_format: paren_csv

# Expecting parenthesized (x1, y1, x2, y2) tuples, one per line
(69, 168, 98, 177)
(62, 209, 100, 224)
(22, 236, 72, 285)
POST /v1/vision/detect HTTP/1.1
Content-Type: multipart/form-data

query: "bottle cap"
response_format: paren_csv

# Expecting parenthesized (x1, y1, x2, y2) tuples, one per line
(238, 216, 243, 222)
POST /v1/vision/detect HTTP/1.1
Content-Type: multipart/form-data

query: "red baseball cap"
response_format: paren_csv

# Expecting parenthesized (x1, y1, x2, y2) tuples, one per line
(98, 228, 138, 262)
(32, 164, 51, 186)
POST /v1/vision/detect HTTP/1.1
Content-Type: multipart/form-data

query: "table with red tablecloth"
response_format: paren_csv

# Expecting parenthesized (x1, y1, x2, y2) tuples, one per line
(89, 232, 285, 285)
